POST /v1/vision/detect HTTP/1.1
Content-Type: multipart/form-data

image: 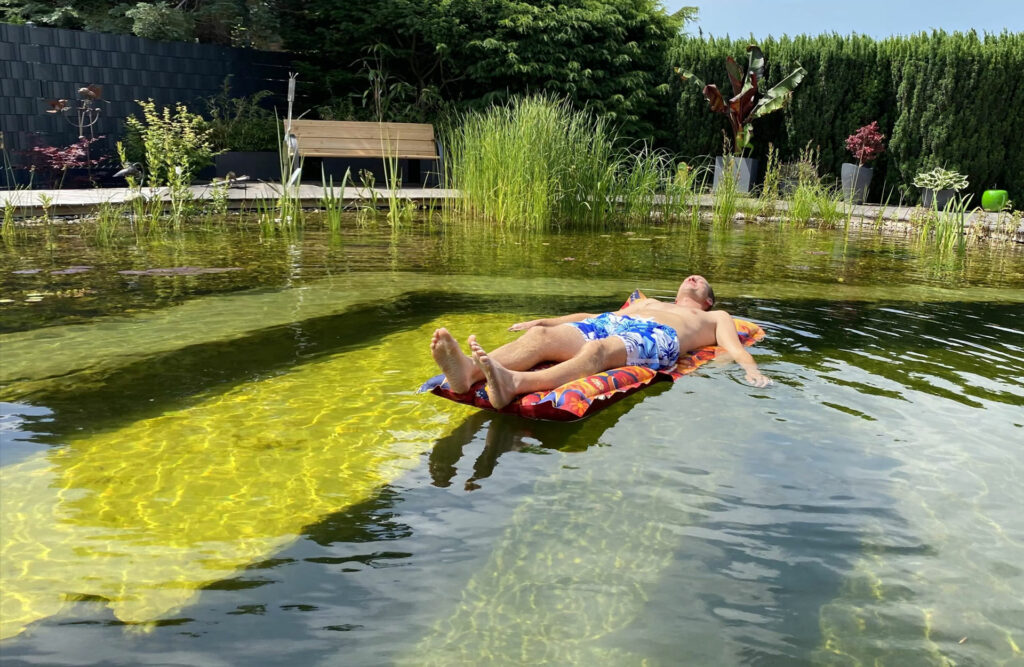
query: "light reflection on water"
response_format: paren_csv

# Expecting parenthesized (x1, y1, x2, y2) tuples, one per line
(0, 220, 1022, 665)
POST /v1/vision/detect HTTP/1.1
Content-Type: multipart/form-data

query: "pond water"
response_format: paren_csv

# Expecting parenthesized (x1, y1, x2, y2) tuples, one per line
(1, 218, 1023, 666)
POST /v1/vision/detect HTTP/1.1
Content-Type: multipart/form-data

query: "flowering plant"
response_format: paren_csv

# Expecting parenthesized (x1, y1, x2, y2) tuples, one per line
(845, 122, 886, 166)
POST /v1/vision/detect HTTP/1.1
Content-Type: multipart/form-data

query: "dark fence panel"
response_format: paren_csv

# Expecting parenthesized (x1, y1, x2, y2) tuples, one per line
(1, 22, 293, 184)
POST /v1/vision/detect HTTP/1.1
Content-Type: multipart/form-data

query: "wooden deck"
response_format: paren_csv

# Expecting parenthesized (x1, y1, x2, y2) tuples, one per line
(2, 184, 1021, 240)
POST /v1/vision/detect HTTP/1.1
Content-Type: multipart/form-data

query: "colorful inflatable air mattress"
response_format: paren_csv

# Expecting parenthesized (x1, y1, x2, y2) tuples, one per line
(419, 290, 766, 421)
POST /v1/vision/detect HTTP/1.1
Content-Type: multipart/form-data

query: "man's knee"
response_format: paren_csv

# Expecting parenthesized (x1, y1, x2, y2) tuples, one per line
(523, 325, 550, 340)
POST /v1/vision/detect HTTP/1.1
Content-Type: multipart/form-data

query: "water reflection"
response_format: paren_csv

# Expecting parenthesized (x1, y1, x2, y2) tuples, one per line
(1, 219, 1023, 664)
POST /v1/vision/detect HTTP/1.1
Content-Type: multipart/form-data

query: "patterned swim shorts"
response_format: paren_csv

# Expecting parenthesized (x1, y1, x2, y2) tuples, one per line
(564, 312, 680, 370)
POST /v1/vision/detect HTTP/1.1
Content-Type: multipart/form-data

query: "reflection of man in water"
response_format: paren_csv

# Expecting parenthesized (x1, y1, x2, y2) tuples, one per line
(430, 275, 772, 409)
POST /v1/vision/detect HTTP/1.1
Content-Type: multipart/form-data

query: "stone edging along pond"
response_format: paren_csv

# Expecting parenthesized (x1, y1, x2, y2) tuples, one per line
(2, 185, 1022, 244)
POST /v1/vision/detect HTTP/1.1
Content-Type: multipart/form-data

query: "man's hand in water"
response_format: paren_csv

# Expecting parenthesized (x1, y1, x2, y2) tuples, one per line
(509, 319, 544, 332)
(745, 370, 773, 388)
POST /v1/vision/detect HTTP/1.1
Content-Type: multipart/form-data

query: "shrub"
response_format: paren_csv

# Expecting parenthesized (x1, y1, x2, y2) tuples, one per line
(845, 122, 886, 166)
(126, 100, 216, 185)
(204, 83, 280, 152)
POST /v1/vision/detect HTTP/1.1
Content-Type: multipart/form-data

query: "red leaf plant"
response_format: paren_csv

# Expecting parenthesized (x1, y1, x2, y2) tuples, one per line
(845, 122, 886, 167)
(27, 136, 108, 188)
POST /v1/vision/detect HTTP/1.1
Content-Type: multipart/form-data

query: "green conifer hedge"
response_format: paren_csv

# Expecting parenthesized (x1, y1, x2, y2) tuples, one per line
(668, 31, 1024, 203)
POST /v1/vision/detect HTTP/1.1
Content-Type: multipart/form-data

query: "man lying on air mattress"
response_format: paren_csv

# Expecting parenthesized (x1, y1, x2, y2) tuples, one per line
(421, 275, 772, 422)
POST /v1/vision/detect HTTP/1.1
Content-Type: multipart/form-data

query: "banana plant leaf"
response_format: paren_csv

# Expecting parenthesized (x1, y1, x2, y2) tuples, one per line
(702, 84, 727, 114)
(729, 85, 758, 123)
(745, 45, 765, 84)
(736, 124, 754, 151)
(725, 57, 744, 95)
(750, 66, 808, 120)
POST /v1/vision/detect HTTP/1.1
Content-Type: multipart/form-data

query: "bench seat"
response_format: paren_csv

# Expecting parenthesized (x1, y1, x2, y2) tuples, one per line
(287, 120, 440, 160)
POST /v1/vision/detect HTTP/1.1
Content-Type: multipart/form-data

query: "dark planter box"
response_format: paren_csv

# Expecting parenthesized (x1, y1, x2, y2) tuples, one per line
(714, 156, 758, 193)
(320, 157, 441, 187)
(920, 188, 956, 209)
(841, 163, 873, 204)
(215, 152, 281, 181)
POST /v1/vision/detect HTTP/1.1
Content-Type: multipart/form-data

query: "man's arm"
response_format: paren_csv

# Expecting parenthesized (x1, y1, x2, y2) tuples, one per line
(713, 311, 772, 387)
(509, 313, 597, 331)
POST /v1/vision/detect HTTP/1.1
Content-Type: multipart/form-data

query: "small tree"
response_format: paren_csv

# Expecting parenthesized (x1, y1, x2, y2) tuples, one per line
(845, 121, 886, 166)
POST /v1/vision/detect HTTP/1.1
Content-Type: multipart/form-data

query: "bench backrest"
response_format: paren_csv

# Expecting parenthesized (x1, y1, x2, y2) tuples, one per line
(288, 120, 439, 159)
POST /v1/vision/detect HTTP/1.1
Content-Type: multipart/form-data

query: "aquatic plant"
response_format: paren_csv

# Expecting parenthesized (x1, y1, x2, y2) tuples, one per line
(756, 143, 781, 219)
(915, 193, 974, 251)
(1, 199, 16, 243)
(445, 94, 685, 230)
(711, 157, 739, 226)
(381, 132, 415, 227)
(444, 95, 618, 229)
(320, 165, 350, 234)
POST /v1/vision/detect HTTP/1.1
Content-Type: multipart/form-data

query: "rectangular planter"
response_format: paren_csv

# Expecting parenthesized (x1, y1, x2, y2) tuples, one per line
(841, 163, 873, 204)
(215, 152, 281, 181)
(714, 156, 758, 193)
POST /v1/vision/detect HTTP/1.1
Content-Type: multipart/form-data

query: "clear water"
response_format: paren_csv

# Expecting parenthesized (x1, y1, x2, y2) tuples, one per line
(1, 219, 1022, 665)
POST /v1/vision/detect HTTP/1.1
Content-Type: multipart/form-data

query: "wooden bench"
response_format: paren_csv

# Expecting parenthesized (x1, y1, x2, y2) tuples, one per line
(285, 120, 442, 185)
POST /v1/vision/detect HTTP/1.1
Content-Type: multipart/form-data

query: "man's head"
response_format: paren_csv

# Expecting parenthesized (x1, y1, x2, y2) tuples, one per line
(675, 275, 715, 310)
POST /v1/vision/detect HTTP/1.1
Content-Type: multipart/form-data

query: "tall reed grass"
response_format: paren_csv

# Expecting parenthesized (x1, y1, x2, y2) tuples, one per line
(443, 95, 683, 230)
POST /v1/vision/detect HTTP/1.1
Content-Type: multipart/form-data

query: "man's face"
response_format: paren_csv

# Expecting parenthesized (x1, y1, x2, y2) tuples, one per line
(677, 275, 713, 310)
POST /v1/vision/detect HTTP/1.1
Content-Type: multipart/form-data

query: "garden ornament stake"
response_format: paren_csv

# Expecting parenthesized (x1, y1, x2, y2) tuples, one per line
(678, 46, 806, 156)
(46, 84, 105, 140)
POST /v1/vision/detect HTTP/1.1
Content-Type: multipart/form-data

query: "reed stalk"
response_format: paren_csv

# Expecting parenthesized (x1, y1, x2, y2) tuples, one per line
(320, 165, 349, 234)
(711, 157, 739, 227)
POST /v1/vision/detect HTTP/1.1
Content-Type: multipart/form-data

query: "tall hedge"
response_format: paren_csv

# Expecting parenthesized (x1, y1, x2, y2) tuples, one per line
(668, 31, 1024, 203)
(279, 0, 684, 141)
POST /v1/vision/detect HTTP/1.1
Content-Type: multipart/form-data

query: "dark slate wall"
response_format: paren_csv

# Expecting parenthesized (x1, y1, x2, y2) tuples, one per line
(0, 22, 292, 168)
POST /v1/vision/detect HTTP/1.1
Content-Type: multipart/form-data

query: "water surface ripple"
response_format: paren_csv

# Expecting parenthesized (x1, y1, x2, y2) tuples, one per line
(1, 220, 1022, 665)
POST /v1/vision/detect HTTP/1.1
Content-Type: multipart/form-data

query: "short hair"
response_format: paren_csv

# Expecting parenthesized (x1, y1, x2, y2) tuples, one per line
(705, 283, 716, 308)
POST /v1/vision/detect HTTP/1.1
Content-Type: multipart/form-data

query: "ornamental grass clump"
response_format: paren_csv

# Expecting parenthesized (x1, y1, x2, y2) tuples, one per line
(445, 95, 653, 230)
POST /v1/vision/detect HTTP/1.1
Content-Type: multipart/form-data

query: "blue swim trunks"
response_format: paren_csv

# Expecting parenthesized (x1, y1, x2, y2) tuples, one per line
(564, 313, 680, 370)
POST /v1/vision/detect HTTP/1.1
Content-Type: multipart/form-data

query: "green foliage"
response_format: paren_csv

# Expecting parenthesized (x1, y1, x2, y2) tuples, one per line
(668, 31, 1024, 202)
(126, 99, 216, 186)
(279, 0, 689, 140)
(913, 167, 969, 192)
(678, 44, 806, 155)
(203, 80, 279, 152)
(125, 1, 193, 41)
(1, 0, 280, 48)
(444, 94, 682, 230)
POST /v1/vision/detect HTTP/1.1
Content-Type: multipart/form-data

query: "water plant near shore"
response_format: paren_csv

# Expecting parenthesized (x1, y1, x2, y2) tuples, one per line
(444, 95, 689, 230)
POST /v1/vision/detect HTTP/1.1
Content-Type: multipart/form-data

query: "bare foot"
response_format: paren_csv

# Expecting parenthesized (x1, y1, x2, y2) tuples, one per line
(469, 335, 519, 409)
(430, 328, 476, 393)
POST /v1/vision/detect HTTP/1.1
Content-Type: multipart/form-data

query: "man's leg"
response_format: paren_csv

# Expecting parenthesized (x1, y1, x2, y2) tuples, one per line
(430, 325, 586, 393)
(469, 335, 627, 409)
